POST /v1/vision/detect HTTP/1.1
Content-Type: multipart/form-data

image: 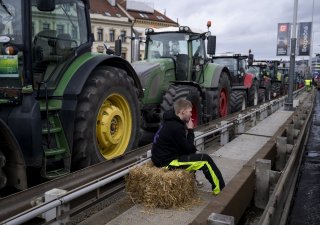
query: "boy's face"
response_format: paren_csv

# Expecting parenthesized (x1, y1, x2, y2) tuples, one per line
(180, 107, 192, 122)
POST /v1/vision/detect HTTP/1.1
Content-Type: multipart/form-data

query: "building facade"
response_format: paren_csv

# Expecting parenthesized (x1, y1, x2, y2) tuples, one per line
(89, 0, 178, 62)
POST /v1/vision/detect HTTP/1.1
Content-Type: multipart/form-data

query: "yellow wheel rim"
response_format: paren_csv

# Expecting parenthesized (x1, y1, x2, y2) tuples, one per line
(96, 94, 132, 160)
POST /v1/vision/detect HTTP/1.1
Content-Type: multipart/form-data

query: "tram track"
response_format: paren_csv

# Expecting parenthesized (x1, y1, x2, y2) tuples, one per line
(0, 89, 304, 225)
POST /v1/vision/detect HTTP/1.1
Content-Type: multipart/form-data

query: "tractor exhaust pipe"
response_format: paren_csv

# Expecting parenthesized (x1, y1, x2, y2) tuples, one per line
(132, 28, 141, 62)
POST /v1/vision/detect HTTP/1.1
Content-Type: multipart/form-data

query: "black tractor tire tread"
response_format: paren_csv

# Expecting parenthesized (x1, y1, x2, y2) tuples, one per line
(230, 90, 246, 113)
(258, 88, 266, 104)
(160, 85, 203, 124)
(212, 72, 231, 118)
(248, 81, 259, 106)
(72, 66, 140, 170)
(271, 82, 281, 98)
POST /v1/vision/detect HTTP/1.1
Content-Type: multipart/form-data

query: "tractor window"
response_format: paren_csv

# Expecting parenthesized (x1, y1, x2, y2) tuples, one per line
(192, 39, 204, 58)
(148, 40, 163, 59)
(169, 40, 188, 55)
(146, 33, 188, 59)
(213, 58, 237, 76)
(31, 0, 89, 89)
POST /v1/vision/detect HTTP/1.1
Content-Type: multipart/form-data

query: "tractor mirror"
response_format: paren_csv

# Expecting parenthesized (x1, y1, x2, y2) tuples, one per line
(37, 0, 55, 11)
(115, 40, 122, 56)
(207, 36, 216, 55)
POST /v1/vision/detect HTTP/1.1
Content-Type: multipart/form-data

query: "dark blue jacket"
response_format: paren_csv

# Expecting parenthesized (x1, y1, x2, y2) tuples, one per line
(151, 109, 197, 167)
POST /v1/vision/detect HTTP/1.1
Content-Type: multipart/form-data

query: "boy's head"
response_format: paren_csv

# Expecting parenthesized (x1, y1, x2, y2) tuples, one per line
(174, 99, 192, 122)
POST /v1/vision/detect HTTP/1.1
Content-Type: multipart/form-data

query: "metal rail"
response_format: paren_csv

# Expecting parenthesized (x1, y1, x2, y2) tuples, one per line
(0, 88, 305, 225)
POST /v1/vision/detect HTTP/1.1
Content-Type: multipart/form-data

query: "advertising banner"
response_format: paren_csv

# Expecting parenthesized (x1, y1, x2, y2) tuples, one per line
(276, 23, 290, 56)
(298, 22, 312, 56)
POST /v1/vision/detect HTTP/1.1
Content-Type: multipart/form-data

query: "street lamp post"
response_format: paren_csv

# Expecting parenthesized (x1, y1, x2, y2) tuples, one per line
(285, 0, 298, 111)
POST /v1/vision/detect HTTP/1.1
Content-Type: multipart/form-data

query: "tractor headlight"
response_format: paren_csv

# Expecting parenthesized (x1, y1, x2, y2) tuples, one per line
(179, 26, 191, 32)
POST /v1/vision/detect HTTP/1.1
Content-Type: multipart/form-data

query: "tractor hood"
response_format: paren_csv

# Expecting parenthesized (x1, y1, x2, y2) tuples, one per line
(131, 59, 175, 104)
(132, 59, 175, 89)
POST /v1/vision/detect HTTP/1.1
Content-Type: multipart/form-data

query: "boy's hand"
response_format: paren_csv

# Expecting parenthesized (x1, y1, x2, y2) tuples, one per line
(187, 118, 194, 129)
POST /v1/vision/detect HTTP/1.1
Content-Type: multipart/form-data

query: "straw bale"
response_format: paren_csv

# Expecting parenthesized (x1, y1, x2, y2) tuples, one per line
(125, 162, 197, 209)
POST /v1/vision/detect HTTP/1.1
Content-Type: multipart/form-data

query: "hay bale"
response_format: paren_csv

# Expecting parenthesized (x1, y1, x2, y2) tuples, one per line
(125, 162, 197, 209)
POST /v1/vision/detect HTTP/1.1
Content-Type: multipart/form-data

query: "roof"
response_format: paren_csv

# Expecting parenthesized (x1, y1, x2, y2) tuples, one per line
(89, 0, 126, 17)
(118, 0, 177, 25)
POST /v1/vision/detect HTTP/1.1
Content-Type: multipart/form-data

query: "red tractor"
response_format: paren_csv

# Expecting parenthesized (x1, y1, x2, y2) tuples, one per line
(212, 53, 259, 113)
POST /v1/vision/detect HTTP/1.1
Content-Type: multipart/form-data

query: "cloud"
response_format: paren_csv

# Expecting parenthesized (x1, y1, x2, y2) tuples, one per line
(154, 0, 320, 58)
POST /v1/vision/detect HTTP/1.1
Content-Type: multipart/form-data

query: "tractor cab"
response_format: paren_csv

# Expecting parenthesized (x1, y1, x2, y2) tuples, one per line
(144, 26, 214, 82)
(212, 54, 249, 86)
(0, 0, 91, 105)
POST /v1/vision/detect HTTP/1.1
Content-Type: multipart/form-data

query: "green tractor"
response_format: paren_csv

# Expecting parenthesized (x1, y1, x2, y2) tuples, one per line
(0, 0, 143, 192)
(247, 61, 272, 101)
(253, 60, 286, 98)
(131, 25, 232, 131)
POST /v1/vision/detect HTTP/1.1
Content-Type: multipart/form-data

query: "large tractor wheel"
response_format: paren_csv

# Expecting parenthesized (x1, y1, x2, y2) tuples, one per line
(258, 88, 266, 104)
(0, 150, 7, 190)
(160, 85, 202, 126)
(72, 66, 140, 170)
(265, 84, 271, 101)
(271, 82, 281, 98)
(213, 72, 231, 118)
(230, 90, 247, 113)
(248, 81, 259, 107)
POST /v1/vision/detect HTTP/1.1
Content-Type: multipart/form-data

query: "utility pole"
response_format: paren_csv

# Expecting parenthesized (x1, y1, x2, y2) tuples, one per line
(285, 0, 298, 111)
(309, 0, 315, 77)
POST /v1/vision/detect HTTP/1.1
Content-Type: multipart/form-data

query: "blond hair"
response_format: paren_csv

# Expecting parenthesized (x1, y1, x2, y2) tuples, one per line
(173, 99, 192, 114)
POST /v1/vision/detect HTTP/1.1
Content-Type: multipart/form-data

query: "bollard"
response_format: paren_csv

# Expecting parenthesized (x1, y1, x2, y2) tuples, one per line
(43, 188, 69, 225)
(251, 111, 257, 127)
(269, 170, 281, 185)
(254, 159, 271, 209)
(293, 115, 299, 129)
(220, 121, 229, 146)
(194, 131, 205, 152)
(286, 123, 294, 145)
(267, 104, 272, 116)
(258, 108, 265, 121)
(270, 103, 274, 114)
(237, 114, 245, 134)
(208, 213, 234, 225)
(276, 137, 287, 171)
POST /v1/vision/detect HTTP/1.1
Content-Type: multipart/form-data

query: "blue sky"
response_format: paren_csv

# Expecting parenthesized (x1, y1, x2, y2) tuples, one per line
(154, 0, 320, 60)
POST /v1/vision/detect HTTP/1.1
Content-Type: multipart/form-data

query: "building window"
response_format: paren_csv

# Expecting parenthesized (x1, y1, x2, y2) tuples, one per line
(97, 28, 103, 41)
(72, 26, 78, 39)
(109, 30, 115, 42)
(120, 31, 126, 43)
(139, 13, 148, 18)
(156, 16, 165, 20)
(57, 24, 65, 35)
(43, 23, 50, 31)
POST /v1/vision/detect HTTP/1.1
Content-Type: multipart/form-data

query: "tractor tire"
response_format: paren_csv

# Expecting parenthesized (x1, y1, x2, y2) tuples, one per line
(72, 66, 140, 170)
(271, 82, 281, 98)
(265, 84, 271, 101)
(258, 88, 266, 104)
(212, 72, 231, 118)
(248, 81, 259, 107)
(0, 150, 7, 190)
(230, 90, 247, 113)
(160, 85, 202, 126)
